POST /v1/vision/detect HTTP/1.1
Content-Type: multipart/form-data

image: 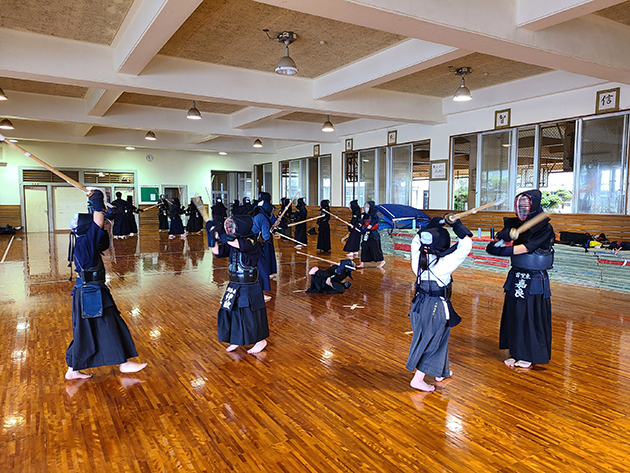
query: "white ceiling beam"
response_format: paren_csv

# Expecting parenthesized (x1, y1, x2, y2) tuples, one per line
(85, 88, 124, 116)
(186, 134, 219, 145)
(5, 121, 277, 155)
(73, 124, 94, 137)
(231, 107, 292, 129)
(0, 29, 444, 124)
(314, 39, 469, 100)
(113, 0, 203, 75)
(334, 118, 403, 137)
(0, 91, 340, 143)
(254, 0, 630, 84)
(516, 0, 627, 31)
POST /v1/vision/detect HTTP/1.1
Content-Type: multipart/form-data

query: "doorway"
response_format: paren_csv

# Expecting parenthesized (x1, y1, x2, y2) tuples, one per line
(24, 186, 49, 233)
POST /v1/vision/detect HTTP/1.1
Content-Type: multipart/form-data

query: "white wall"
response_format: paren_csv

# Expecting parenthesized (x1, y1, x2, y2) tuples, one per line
(0, 142, 255, 205)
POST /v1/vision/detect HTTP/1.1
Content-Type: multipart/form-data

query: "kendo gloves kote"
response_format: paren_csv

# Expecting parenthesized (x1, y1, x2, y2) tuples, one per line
(88, 189, 106, 213)
(486, 241, 514, 256)
(449, 219, 473, 239)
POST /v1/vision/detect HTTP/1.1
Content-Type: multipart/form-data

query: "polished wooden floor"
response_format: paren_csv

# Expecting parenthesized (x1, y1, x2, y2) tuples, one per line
(2, 229, 630, 472)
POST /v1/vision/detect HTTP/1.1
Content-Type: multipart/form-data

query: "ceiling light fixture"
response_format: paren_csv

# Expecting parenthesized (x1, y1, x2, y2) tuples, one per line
(125, 146, 136, 150)
(219, 151, 227, 155)
(0, 118, 14, 130)
(264, 30, 298, 76)
(253, 139, 263, 148)
(452, 67, 473, 102)
(145, 131, 157, 141)
(187, 101, 202, 120)
(322, 115, 335, 132)
(0, 88, 7, 101)
(8, 139, 18, 143)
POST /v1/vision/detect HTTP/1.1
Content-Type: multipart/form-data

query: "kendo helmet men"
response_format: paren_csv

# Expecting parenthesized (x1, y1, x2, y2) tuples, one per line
(514, 189, 543, 222)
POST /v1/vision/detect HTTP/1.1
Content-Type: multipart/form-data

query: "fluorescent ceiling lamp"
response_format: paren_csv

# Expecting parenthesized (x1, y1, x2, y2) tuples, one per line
(145, 131, 157, 141)
(253, 139, 263, 148)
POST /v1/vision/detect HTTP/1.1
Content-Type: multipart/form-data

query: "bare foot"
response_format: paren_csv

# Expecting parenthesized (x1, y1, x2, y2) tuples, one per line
(355, 263, 364, 269)
(226, 344, 239, 352)
(180, 235, 186, 240)
(264, 295, 272, 302)
(119, 361, 147, 373)
(514, 360, 532, 368)
(295, 245, 304, 249)
(247, 339, 267, 354)
(410, 370, 435, 392)
(309, 266, 319, 275)
(269, 274, 276, 279)
(168, 235, 175, 240)
(504, 357, 516, 367)
(435, 371, 453, 382)
(346, 253, 355, 258)
(377, 260, 386, 269)
(65, 368, 92, 380)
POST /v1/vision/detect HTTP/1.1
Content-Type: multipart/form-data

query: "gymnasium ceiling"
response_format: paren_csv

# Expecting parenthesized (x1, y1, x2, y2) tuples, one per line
(0, 0, 628, 156)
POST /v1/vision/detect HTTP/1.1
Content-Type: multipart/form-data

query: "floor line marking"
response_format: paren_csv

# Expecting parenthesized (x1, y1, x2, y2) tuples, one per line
(1, 235, 15, 263)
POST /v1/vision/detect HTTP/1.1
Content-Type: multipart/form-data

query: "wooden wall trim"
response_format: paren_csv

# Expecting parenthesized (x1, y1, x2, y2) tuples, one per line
(0, 205, 23, 229)
(422, 209, 630, 241)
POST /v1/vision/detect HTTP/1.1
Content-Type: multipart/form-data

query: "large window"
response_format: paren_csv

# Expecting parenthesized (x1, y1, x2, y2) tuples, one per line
(578, 115, 626, 214)
(344, 152, 359, 206)
(280, 159, 306, 200)
(479, 131, 511, 210)
(451, 135, 477, 210)
(344, 144, 420, 207)
(540, 121, 575, 212)
(319, 155, 331, 202)
(391, 145, 411, 205)
(412, 141, 430, 209)
(450, 111, 630, 214)
(280, 155, 331, 204)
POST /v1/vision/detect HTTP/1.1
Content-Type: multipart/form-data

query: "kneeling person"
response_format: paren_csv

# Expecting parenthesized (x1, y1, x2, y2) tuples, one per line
(306, 259, 355, 294)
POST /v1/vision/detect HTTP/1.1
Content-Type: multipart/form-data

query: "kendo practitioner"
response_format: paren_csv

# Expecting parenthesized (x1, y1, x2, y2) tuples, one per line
(212, 198, 229, 222)
(240, 196, 253, 216)
(357, 201, 386, 268)
(168, 197, 186, 240)
(306, 259, 355, 294)
(251, 192, 277, 299)
(231, 199, 241, 216)
(293, 198, 308, 248)
(111, 192, 130, 239)
(65, 189, 146, 380)
(486, 189, 554, 368)
(124, 195, 142, 236)
(215, 215, 269, 354)
(343, 200, 362, 258)
(157, 195, 170, 232)
(316, 200, 331, 253)
(407, 216, 472, 392)
(278, 197, 293, 239)
(205, 209, 230, 258)
(185, 198, 204, 234)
